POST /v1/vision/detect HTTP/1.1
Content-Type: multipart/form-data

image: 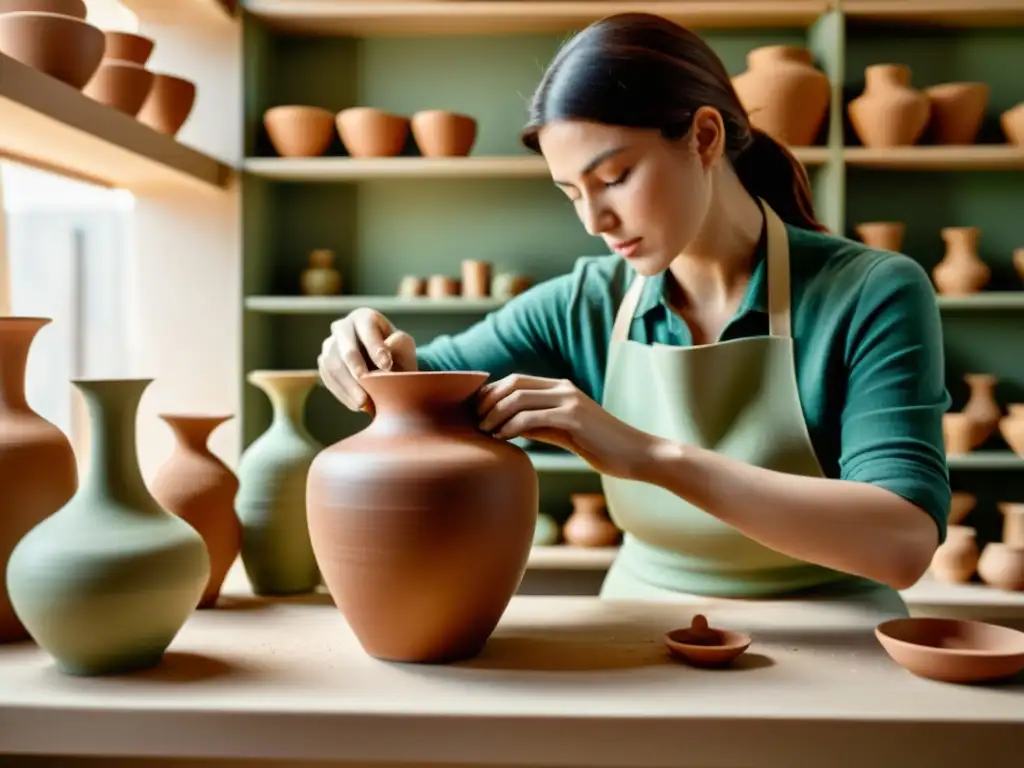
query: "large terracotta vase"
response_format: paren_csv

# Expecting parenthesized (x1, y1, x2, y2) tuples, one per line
(961, 373, 1000, 449)
(150, 414, 241, 609)
(731, 45, 830, 147)
(306, 371, 538, 663)
(235, 370, 322, 596)
(848, 64, 930, 147)
(0, 317, 78, 643)
(6, 379, 210, 675)
(932, 227, 990, 295)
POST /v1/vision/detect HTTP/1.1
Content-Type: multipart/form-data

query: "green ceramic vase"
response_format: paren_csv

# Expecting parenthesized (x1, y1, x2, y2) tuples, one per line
(235, 370, 322, 595)
(5, 378, 210, 676)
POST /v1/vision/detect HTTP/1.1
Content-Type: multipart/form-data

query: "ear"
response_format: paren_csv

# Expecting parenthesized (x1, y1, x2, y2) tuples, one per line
(688, 106, 726, 169)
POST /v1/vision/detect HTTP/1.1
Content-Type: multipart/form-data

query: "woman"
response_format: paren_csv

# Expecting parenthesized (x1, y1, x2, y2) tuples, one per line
(317, 13, 950, 620)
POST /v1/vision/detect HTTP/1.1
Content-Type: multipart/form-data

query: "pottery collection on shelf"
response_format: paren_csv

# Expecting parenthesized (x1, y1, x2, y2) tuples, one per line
(396, 261, 532, 301)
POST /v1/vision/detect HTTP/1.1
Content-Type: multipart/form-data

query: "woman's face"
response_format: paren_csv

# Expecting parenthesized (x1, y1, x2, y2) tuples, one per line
(537, 115, 717, 276)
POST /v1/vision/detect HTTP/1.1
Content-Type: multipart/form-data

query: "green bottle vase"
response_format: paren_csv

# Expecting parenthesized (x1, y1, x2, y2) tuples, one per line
(236, 370, 322, 595)
(6, 378, 210, 676)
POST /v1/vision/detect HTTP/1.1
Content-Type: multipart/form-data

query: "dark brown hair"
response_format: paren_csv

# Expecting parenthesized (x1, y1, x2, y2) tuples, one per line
(520, 12, 826, 232)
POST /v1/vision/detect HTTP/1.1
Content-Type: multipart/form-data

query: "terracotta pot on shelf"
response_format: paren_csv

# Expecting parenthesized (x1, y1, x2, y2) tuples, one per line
(962, 373, 1001, 449)
(563, 493, 621, 548)
(411, 109, 478, 157)
(0, 11, 104, 89)
(461, 260, 491, 298)
(847, 64, 930, 148)
(999, 404, 1024, 455)
(998, 503, 1024, 548)
(264, 105, 336, 158)
(942, 413, 974, 455)
(426, 275, 459, 298)
(932, 226, 990, 295)
(82, 59, 155, 116)
(1013, 248, 1024, 283)
(923, 82, 989, 145)
(1001, 102, 1024, 146)
(336, 107, 409, 158)
(0, 0, 85, 18)
(300, 248, 342, 296)
(948, 491, 976, 526)
(976, 543, 1024, 591)
(731, 45, 830, 147)
(855, 221, 905, 252)
(397, 275, 426, 297)
(136, 73, 197, 136)
(929, 525, 978, 584)
(101, 30, 154, 66)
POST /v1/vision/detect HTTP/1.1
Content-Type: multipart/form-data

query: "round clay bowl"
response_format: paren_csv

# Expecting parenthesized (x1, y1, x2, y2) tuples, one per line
(0, 11, 104, 89)
(663, 614, 751, 668)
(136, 73, 197, 136)
(411, 110, 478, 157)
(875, 617, 1024, 683)
(102, 31, 154, 66)
(336, 107, 409, 158)
(264, 105, 335, 158)
(0, 0, 85, 18)
(82, 59, 154, 116)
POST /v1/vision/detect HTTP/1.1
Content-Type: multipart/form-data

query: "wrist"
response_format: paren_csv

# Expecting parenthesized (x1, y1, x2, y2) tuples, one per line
(630, 434, 687, 484)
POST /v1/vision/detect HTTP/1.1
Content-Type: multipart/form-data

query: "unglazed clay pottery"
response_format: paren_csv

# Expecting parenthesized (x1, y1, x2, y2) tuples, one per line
(932, 226, 990, 295)
(411, 109, 478, 157)
(848, 64, 930, 148)
(300, 248, 342, 296)
(1013, 248, 1024, 283)
(948, 491, 976, 525)
(962, 373, 1001, 449)
(492, 273, 532, 300)
(397, 275, 426, 297)
(0, 11, 104, 89)
(82, 59, 155, 116)
(533, 513, 559, 546)
(664, 614, 752, 668)
(1001, 102, 1024, 145)
(461, 260, 491, 298)
(264, 106, 335, 158)
(942, 413, 973, 455)
(731, 45, 829, 147)
(923, 82, 989, 145)
(976, 544, 1024, 591)
(0, 0, 84, 16)
(998, 404, 1024, 455)
(6, 379, 209, 676)
(137, 73, 197, 136)
(236, 370, 322, 596)
(875, 617, 1024, 683)
(427, 275, 460, 298)
(306, 370, 538, 663)
(998, 503, 1024, 548)
(150, 415, 240, 609)
(336, 107, 409, 158)
(0, 317, 78, 643)
(563, 493, 621, 547)
(855, 221, 905, 252)
(928, 525, 978, 584)
(101, 31, 154, 65)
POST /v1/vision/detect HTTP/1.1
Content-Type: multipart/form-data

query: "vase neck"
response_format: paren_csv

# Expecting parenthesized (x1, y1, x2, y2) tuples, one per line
(251, 372, 317, 439)
(162, 414, 230, 454)
(942, 227, 979, 255)
(0, 318, 50, 412)
(865, 64, 910, 90)
(748, 45, 810, 69)
(361, 371, 489, 436)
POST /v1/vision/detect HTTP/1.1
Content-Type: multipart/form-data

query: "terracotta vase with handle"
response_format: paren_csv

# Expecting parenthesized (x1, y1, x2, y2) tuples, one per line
(932, 227, 990, 295)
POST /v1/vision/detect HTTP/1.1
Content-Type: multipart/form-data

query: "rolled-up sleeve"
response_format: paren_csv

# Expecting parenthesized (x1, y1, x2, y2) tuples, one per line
(838, 254, 952, 542)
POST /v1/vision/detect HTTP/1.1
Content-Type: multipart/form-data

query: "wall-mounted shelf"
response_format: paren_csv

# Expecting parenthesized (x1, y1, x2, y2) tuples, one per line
(845, 146, 1024, 171)
(245, 295, 506, 314)
(0, 54, 233, 193)
(843, 1, 1024, 27)
(121, 0, 238, 24)
(937, 293, 1024, 311)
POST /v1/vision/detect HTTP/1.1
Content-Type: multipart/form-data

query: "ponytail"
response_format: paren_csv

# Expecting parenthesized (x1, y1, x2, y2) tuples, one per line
(731, 128, 827, 233)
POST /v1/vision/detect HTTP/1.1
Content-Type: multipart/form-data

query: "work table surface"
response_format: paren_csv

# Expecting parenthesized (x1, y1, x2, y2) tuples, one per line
(1, 571, 1022, 768)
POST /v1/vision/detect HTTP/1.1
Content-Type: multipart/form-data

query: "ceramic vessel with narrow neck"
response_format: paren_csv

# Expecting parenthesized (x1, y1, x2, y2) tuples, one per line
(961, 373, 1001, 449)
(848, 64, 930, 147)
(563, 493, 621, 547)
(932, 227, 990, 295)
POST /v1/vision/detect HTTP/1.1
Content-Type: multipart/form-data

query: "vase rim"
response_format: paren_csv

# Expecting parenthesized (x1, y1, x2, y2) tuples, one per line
(0, 316, 51, 328)
(362, 370, 489, 381)
(72, 377, 152, 385)
(158, 413, 234, 423)
(248, 369, 318, 381)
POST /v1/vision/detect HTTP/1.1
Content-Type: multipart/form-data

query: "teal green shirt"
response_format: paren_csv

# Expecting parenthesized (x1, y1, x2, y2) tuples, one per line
(417, 224, 952, 542)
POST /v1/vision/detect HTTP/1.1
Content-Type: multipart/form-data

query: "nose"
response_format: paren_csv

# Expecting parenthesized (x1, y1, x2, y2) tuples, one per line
(578, 196, 616, 237)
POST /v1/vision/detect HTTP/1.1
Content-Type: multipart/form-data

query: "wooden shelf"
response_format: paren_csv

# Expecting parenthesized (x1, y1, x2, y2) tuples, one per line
(0, 54, 232, 193)
(246, 295, 505, 314)
(845, 146, 1024, 171)
(843, 1, 1024, 27)
(528, 546, 620, 570)
(937, 293, 1024, 311)
(121, 0, 238, 24)
(242, 1, 831, 37)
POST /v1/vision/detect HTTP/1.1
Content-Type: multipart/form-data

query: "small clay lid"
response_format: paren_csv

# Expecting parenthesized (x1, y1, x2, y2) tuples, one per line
(663, 614, 752, 668)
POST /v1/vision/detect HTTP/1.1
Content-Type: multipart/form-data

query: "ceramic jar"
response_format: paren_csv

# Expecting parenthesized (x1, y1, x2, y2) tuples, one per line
(855, 222, 905, 252)
(300, 248, 342, 296)
(977, 544, 1024, 591)
(0, 317, 78, 643)
(848, 64, 930, 147)
(6, 379, 210, 675)
(264, 106, 336, 158)
(999, 503, 1024, 548)
(962, 373, 1001, 449)
(731, 45, 830, 147)
(1001, 102, 1024, 145)
(306, 371, 538, 663)
(411, 110, 478, 157)
(999, 404, 1024, 455)
(923, 82, 989, 145)
(0, 10, 104, 89)
(563, 493, 621, 547)
(929, 525, 979, 584)
(932, 227, 990, 295)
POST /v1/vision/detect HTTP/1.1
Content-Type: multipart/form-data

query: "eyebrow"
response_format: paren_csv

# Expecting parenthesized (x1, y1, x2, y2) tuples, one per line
(552, 145, 628, 186)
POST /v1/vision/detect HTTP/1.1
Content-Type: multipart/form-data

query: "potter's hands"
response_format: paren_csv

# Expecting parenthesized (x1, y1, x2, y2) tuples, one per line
(476, 374, 658, 479)
(318, 308, 418, 412)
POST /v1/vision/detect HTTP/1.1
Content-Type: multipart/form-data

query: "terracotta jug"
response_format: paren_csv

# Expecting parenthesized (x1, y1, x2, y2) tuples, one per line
(923, 82, 989, 145)
(563, 493, 621, 547)
(928, 525, 978, 584)
(150, 414, 241, 609)
(961, 373, 1000, 449)
(300, 248, 342, 296)
(998, 503, 1024, 548)
(999, 404, 1024, 455)
(235, 370, 322, 595)
(848, 64, 930, 147)
(306, 371, 538, 663)
(731, 45, 830, 147)
(932, 227, 990, 295)
(0, 317, 78, 643)
(6, 379, 209, 675)
(977, 543, 1024, 591)
(855, 221, 905, 252)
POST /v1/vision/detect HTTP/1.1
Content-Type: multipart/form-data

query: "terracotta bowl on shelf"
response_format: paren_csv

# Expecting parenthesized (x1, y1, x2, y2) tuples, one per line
(0, 11, 104, 89)
(102, 31, 154, 66)
(411, 109, 478, 157)
(83, 59, 155, 116)
(136, 72, 197, 136)
(663, 614, 752, 668)
(0, 0, 85, 18)
(336, 107, 409, 158)
(875, 617, 1024, 683)
(264, 105, 336, 158)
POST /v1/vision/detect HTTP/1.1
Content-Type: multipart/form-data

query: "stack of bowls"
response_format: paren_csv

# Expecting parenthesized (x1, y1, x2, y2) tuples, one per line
(0, 0, 104, 90)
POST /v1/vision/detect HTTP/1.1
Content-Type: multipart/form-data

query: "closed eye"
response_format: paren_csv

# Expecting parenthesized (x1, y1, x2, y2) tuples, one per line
(605, 168, 632, 188)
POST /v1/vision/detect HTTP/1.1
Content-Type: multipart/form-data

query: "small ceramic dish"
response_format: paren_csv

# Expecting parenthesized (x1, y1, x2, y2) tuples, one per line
(875, 617, 1024, 683)
(663, 614, 751, 668)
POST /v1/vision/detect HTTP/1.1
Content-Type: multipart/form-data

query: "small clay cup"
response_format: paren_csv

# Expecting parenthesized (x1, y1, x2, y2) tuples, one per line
(264, 105, 335, 158)
(426, 275, 459, 298)
(136, 72, 197, 136)
(411, 110, 477, 157)
(336, 107, 409, 158)
(0, 0, 85, 18)
(664, 614, 752, 668)
(82, 58, 155, 116)
(102, 31, 154, 65)
(875, 617, 1024, 683)
(0, 11, 104, 89)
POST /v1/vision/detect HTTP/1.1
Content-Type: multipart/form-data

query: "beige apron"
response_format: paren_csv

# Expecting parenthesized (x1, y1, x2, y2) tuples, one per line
(599, 200, 909, 622)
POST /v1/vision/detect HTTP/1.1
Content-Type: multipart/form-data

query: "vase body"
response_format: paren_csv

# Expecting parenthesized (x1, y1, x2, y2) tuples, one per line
(961, 374, 1000, 449)
(928, 525, 978, 584)
(0, 317, 78, 642)
(848, 64, 930, 147)
(563, 493, 621, 547)
(977, 543, 1024, 591)
(932, 227, 990, 295)
(150, 414, 241, 608)
(1000, 404, 1024, 455)
(854, 221, 905, 253)
(236, 370, 322, 595)
(732, 45, 830, 147)
(6, 379, 209, 675)
(924, 82, 989, 145)
(306, 371, 538, 663)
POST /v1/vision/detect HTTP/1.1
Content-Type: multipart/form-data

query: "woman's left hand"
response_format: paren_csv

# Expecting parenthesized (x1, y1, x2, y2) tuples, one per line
(476, 374, 657, 479)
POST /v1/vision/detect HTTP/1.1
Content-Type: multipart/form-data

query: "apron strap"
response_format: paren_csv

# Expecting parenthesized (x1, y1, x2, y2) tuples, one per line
(610, 273, 646, 343)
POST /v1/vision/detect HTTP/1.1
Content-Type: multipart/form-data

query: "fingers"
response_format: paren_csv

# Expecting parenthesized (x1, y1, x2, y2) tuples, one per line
(382, 330, 419, 372)
(352, 309, 395, 371)
(476, 374, 564, 416)
(317, 309, 399, 413)
(318, 332, 370, 412)
(478, 387, 565, 434)
(491, 407, 573, 440)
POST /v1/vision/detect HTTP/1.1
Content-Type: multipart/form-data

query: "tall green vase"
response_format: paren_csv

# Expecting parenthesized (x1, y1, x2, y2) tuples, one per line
(5, 378, 210, 676)
(236, 369, 322, 595)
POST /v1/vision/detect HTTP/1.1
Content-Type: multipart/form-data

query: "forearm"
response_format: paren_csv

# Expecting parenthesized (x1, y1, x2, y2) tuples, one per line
(636, 437, 940, 590)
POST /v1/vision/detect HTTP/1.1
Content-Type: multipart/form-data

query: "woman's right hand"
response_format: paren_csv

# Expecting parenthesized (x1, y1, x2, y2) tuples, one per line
(318, 308, 418, 413)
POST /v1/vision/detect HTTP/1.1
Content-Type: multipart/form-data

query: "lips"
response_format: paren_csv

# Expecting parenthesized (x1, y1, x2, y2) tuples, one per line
(610, 237, 643, 258)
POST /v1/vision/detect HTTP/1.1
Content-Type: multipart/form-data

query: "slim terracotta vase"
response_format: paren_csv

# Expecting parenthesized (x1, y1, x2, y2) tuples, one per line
(150, 414, 241, 609)
(0, 317, 78, 643)
(6, 379, 210, 675)
(932, 227, 990, 295)
(962, 374, 1001, 449)
(235, 370, 322, 596)
(848, 64, 930, 147)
